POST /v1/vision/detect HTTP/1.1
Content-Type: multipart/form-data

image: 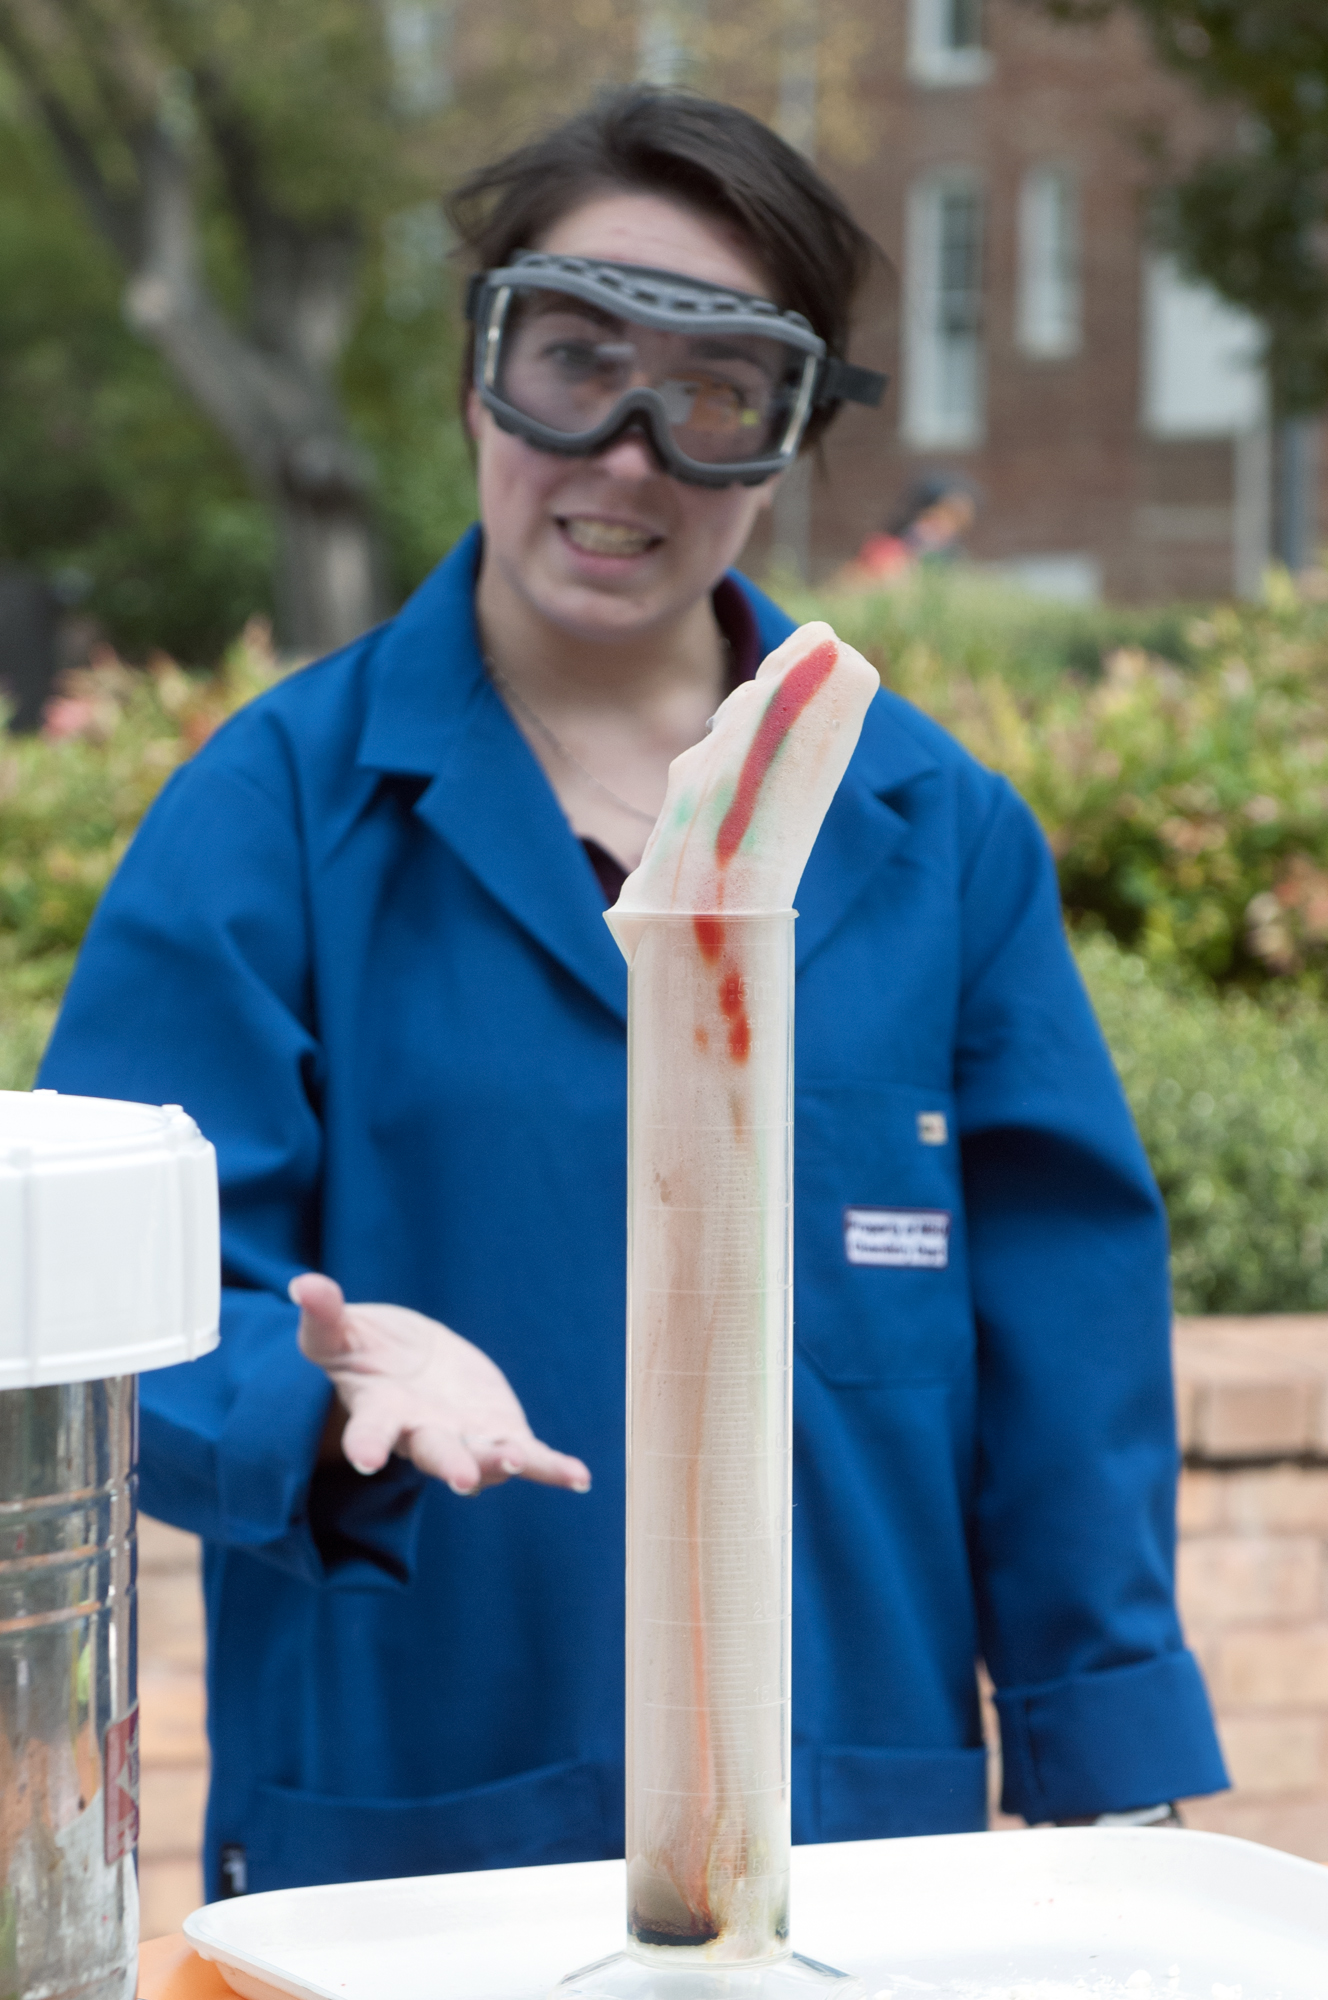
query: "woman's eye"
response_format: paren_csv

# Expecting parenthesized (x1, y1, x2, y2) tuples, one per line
(543, 340, 630, 382)
(543, 341, 601, 378)
(664, 375, 762, 432)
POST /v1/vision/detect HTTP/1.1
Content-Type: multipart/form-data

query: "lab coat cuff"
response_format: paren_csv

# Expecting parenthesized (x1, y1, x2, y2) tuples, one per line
(208, 1293, 429, 1589)
(994, 1649, 1229, 1823)
(214, 1294, 333, 1554)
(306, 1454, 428, 1588)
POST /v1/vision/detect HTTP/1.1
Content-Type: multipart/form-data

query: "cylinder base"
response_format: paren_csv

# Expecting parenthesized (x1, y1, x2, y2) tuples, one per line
(552, 1949, 864, 1999)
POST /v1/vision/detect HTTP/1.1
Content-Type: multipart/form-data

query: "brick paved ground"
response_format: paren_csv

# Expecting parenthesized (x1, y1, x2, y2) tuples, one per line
(137, 1516, 208, 1939)
(135, 1314, 1328, 1934)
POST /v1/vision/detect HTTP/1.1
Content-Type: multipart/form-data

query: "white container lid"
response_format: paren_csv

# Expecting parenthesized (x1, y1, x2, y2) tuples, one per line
(0, 1089, 221, 1389)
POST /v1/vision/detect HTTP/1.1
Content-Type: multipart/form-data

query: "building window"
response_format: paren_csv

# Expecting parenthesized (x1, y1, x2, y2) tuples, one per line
(383, 2, 453, 114)
(903, 172, 985, 448)
(907, 0, 993, 87)
(1017, 166, 1082, 359)
(1142, 252, 1265, 438)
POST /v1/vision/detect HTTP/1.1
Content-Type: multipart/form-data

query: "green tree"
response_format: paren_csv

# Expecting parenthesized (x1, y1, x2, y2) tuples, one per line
(0, 0, 671, 654)
(1032, 1, 1328, 420)
(0, 74, 276, 661)
(0, 0, 430, 650)
(0, 57, 478, 662)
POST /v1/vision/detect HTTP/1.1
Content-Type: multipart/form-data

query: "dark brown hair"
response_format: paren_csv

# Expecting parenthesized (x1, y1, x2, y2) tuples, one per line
(445, 87, 881, 451)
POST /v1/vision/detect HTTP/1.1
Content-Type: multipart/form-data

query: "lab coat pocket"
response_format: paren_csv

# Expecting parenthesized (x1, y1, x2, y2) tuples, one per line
(817, 1743, 988, 1839)
(794, 1081, 973, 1386)
(244, 1757, 613, 1891)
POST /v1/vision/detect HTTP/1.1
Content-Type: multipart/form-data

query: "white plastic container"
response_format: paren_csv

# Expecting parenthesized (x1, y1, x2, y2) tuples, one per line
(0, 1088, 219, 1388)
(182, 1828, 1328, 2000)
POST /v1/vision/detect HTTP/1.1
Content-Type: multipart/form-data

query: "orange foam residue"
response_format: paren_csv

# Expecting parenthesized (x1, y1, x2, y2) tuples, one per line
(137, 1936, 238, 1999)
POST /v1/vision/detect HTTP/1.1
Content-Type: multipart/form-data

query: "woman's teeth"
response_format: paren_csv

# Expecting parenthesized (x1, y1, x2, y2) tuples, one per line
(563, 518, 656, 556)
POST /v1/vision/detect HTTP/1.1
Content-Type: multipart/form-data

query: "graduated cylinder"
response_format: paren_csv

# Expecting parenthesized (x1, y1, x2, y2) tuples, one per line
(616, 910, 794, 1966)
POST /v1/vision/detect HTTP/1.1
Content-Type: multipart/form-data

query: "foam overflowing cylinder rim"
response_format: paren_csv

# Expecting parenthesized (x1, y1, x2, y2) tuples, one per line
(610, 621, 880, 935)
(606, 909, 797, 955)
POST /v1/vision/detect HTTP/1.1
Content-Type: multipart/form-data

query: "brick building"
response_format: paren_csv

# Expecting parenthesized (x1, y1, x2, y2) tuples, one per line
(757, 0, 1321, 600)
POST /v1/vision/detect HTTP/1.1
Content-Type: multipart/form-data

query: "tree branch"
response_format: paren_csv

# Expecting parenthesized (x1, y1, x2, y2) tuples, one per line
(123, 123, 371, 504)
(188, 56, 363, 375)
(0, 6, 141, 260)
(1, 0, 382, 643)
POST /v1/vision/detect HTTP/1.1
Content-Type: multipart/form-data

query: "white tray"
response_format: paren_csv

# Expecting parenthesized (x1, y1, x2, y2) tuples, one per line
(183, 1827, 1328, 2000)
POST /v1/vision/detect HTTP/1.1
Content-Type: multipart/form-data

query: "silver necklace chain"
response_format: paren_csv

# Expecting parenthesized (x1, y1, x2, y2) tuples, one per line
(484, 655, 663, 828)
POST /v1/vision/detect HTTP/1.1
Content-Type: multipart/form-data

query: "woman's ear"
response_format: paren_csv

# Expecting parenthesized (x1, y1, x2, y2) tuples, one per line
(466, 386, 484, 441)
(753, 467, 784, 515)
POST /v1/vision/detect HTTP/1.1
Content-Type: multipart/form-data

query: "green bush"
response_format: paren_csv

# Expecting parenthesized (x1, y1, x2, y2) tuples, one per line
(781, 560, 1203, 697)
(0, 623, 281, 1089)
(7, 574, 1328, 1315)
(1078, 931, 1328, 1313)
(802, 566, 1328, 991)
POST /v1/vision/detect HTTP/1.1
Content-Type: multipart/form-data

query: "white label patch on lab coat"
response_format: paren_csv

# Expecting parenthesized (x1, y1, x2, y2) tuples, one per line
(843, 1207, 950, 1269)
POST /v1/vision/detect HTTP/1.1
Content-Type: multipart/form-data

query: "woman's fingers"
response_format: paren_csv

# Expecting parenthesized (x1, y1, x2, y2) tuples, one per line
(290, 1272, 350, 1361)
(406, 1426, 590, 1496)
(458, 1432, 590, 1493)
(290, 1282, 592, 1497)
(404, 1423, 485, 1495)
(339, 1397, 403, 1478)
(514, 1439, 592, 1492)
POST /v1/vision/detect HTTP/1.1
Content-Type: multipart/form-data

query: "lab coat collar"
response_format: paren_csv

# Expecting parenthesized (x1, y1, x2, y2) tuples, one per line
(357, 526, 491, 771)
(358, 527, 629, 1023)
(739, 585, 940, 968)
(793, 694, 938, 971)
(357, 527, 938, 1019)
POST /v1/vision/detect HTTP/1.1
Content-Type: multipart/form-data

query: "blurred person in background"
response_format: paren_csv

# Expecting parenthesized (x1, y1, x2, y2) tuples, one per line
(837, 474, 980, 589)
(40, 88, 1225, 1898)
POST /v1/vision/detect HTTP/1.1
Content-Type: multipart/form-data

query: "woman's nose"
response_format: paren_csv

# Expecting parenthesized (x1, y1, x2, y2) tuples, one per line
(594, 429, 660, 480)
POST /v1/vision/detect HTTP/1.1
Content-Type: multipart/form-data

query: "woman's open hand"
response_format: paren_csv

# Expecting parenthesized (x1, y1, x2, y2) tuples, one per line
(290, 1272, 591, 1497)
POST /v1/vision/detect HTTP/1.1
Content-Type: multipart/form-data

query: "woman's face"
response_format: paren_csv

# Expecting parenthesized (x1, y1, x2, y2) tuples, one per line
(470, 191, 783, 648)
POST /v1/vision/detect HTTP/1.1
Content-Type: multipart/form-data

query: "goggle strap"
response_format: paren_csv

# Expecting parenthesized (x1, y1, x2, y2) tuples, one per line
(819, 357, 889, 409)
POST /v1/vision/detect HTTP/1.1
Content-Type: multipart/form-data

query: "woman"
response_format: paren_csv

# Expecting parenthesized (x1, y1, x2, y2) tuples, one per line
(41, 89, 1225, 1898)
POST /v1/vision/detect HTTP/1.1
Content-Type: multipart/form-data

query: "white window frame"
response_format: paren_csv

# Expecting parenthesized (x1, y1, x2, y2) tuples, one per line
(907, 0, 993, 87)
(902, 168, 986, 449)
(1142, 251, 1266, 439)
(383, 1, 453, 114)
(637, 0, 684, 85)
(636, 0, 710, 87)
(1016, 164, 1082, 359)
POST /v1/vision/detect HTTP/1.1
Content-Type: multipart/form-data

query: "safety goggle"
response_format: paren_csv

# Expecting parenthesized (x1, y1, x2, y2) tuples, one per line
(466, 252, 887, 488)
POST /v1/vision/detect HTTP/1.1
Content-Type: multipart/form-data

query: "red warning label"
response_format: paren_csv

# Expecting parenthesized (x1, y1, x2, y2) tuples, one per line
(104, 1706, 140, 1864)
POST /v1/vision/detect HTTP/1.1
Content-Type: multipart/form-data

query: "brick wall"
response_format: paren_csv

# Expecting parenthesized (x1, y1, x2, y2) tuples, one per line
(797, 0, 1248, 600)
(134, 1316, 1328, 1936)
(1173, 1315, 1328, 1863)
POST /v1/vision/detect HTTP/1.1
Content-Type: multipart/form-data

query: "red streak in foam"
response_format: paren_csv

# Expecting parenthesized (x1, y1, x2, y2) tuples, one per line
(714, 639, 838, 866)
(693, 915, 725, 962)
(717, 966, 750, 1066)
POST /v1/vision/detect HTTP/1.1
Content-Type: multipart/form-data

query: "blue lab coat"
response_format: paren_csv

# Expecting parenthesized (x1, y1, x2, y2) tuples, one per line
(40, 528, 1227, 1897)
